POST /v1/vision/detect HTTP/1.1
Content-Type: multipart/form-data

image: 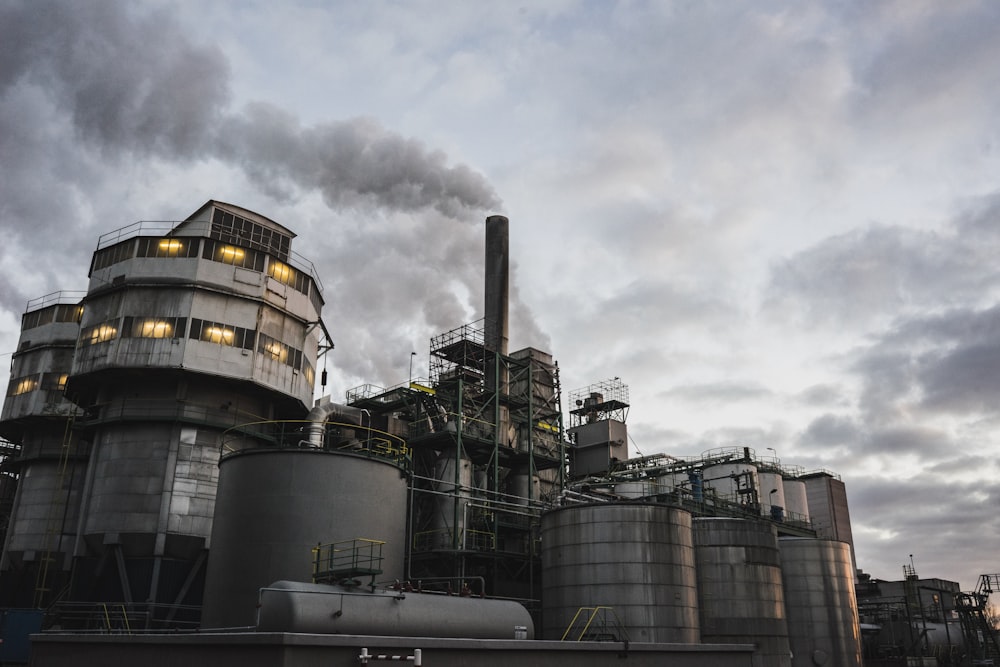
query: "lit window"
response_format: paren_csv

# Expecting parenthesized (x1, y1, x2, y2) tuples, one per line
(89, 324, 117, 344)
(268, 260, 295, 285)
(158, 239, 184, 256)
(11, 376, 39, 396)
(216, 245, 245, 264)
(204, 326, 235, 344)
(263, 340, 287, 362)
(138, 319, 173, 338)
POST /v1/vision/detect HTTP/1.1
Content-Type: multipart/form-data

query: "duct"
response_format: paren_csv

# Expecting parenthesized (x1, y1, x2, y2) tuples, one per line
(304, 399, 364, 448)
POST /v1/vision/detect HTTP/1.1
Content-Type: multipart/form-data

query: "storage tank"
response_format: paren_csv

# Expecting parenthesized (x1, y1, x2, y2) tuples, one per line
(693, 518, 791, 666)
(782, 477, 810, 524)
(541, 503, 699, 643)
(779, 538, 862, 667)
(258, 580, 534, 638)
(201, 448, 408, 628)
(758, 470, 785, 520)
(703, 461, 759, 508)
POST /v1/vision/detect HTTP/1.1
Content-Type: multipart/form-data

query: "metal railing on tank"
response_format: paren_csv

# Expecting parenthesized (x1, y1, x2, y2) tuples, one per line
(312, 538, 385, 589)
(561, 606, 631, 643)
(219, 420, 411, 470)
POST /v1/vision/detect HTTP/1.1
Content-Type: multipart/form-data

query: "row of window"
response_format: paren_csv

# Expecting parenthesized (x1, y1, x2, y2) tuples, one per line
(90, 236, 314, 301)
(211, 208, 291, 261)
(6, 372, 68, 397)
(77, 316, 311, 374)
(22, 304, 84, 331)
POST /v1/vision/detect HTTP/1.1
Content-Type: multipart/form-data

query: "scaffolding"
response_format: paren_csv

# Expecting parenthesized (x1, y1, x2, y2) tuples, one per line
(346, 319, 566, 601)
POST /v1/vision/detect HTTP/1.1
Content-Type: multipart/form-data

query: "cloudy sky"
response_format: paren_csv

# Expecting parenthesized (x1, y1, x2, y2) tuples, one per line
(3, 0, 1000, 590)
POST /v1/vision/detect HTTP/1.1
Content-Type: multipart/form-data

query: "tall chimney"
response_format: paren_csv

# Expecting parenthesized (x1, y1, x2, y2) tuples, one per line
(484, 215, 510, 393)
(484, 215, 509, 357)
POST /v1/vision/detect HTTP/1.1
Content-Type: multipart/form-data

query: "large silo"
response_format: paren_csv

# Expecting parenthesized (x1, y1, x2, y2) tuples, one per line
(541, 503, 699, 643)
(0, 295, 86, 608)
(201, 447, 408, 628)
(693, 518, 791, 667)
(779, 537, 862, 667)
(782, 476, 810, 524)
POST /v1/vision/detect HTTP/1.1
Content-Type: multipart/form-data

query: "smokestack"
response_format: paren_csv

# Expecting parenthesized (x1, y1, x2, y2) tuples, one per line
(484, 215, 509, 357)
(484, 215, 509, 402)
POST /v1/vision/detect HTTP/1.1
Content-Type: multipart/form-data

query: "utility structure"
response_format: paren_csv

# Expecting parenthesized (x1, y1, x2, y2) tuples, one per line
(0, 201, 326, 626)
(956, 574, 1000, 663)
(346, 216, 565, 602)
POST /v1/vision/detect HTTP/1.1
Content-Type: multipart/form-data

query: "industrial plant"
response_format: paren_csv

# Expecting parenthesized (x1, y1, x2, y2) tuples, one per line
(0, 201, 996, 666)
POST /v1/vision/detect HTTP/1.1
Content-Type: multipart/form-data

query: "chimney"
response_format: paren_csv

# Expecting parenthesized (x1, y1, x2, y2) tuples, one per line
(484, 215, 509, 396)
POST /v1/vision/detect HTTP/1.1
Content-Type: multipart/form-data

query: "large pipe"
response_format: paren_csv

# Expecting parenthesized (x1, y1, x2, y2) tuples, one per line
(484, 215, 509, 358)
(304, 399, 364, 447)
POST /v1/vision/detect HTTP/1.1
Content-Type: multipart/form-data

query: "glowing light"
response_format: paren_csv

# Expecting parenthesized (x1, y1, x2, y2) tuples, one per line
(269, 260, 294, 284)
(89, 324, 117, 344)
(55, 374, 69, 391)
(158, 239, 184, 256)
(139, 319, 172, 338)
(12, 377, 38, 395)
(205, 327, 235, 344)
(264, 342, 287, 361)
(217, 245, 245, 263)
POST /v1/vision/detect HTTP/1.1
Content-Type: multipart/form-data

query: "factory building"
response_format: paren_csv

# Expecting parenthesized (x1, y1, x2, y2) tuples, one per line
(1, 202, 870, 666)
(0, 201, 324, 624)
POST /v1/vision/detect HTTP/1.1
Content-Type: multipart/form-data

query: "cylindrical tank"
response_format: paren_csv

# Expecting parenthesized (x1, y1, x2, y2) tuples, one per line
(758, 471, 785, 520)
(614, 480, 653, 499)
(703, 462, 758, 507)
(779, 538, 862, 667)
(201, 448, 407, 628)
(693, 518, 791, 667)
(258, 580, 534, 639)
(782, 478, 809, 523)
(541, 503, 699, 643)
(433, 452, 473, 549)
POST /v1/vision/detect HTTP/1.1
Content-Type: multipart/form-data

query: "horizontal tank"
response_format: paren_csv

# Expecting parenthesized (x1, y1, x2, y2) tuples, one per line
(541, 503, 699, 643)
(257, 580, 534, 639)
(779, 537, 862, 667)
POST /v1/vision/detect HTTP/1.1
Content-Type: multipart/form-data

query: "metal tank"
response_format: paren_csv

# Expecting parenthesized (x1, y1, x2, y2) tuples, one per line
(257, 580, 534, 638)
(541, 503, 699, 643)
(693, 518, 791, 667)
(782, 477, 810, 524)
(779, 537, 862, 667)
(703, 461, 759, 508)
(200, 448, 407, 628)
(758, 470, 786, 520)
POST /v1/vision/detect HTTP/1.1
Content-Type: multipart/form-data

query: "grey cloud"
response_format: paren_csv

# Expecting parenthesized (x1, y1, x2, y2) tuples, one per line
(799, 413, 864, 448)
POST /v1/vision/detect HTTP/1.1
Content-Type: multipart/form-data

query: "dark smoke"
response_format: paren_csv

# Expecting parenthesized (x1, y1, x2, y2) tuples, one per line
(0, 0, 546, 390)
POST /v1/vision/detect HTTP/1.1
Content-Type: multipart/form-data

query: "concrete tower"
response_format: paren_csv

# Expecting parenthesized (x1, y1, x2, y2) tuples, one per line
(0, 201, 325, 625)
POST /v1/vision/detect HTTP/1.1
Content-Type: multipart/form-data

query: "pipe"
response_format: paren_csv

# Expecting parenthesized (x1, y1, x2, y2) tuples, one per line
(304, 399, 364, 447)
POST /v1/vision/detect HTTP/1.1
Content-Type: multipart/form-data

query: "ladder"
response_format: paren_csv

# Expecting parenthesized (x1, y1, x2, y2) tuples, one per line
(561, 606, 630, 642)
(33, 411, 77, 608)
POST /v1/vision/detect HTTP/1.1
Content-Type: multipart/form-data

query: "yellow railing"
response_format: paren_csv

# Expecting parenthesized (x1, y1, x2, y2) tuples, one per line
(561, 606, 629, 642)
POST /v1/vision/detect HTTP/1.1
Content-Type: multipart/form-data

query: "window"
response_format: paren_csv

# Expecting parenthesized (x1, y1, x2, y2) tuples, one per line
(203, 239, 265, 272)
(258, 333, 303, 370)
(189, 318, 256, 350)
(80, 319, 120, 345)
(92, 240, 136, 271)
(122, 316, 187, 339)
(41, 373, 69, 392)
(136, 237, 200, 258)
(21, 303, 83, 331)
(267, 259, 310, 294)
(211, 208, 291, 260)
(7, 374, 40, 396)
